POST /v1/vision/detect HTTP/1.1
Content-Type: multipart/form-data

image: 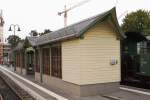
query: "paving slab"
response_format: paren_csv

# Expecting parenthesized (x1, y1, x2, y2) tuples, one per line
(80, 96, 110, 100)
(105, 89, 150, 100)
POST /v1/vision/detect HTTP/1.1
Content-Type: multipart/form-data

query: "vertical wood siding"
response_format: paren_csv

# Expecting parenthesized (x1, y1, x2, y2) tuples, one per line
(21, 52, 25, 68)
(51, 46, 62, 78)
(35, 50, 40, 72)
(62, 19, 121, 85)
(42, 48, 50, 75)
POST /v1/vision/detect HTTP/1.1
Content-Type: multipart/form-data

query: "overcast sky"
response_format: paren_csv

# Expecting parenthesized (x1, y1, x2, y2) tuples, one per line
(0, 0, 149, 39)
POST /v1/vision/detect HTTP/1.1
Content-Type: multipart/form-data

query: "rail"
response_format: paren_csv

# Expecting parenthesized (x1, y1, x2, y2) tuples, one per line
(0, 68, 35, 100)
(0, 94, 3, 100)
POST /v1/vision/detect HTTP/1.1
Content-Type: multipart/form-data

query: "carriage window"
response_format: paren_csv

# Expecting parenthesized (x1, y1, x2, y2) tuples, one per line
(137, 43, 140, 54)
(137, 42, 150, 54)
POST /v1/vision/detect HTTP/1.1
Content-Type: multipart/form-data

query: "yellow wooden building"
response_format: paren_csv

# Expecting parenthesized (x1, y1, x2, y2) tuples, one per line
(14, 7, 125, 97)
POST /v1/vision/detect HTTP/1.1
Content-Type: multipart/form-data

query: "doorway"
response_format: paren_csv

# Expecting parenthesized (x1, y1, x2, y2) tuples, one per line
(26, 51, 34, 75)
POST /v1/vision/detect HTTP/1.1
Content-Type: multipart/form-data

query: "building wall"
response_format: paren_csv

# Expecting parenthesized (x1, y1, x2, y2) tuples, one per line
(0, 27, 3, 42)
(62, 19, 121, 85)
(0, 44, 3, 63)
(3, 44, 11, 65)
(16, 67, 22, 74)
(62, 39, 81, 84)
(35, 72, 41, 82)
(22, 68, 26, 75)
(0, 24, 3, 64)
(41, 74, 81, 96)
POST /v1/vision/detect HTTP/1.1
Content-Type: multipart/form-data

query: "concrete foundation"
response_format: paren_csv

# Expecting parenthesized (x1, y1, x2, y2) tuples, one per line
(35, 73, 120, 97)
(35, 72, 41, 82)
(16, 67, 21, 74)
(22, 68, 26, 75)
(80, 82, 120, 96)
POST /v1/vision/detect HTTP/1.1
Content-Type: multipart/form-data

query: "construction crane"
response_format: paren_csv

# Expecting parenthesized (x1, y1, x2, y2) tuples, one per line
(58, 0, 91, 27)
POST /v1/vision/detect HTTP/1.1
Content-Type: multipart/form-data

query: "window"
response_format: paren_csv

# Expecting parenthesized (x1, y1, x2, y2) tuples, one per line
(51, 45, 62, 78)
(137, 42, 150, 54)
(42, 48, 50, 75)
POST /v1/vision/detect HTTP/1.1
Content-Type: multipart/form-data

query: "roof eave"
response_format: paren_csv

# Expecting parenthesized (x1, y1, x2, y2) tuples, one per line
(36, 34, 77, 46)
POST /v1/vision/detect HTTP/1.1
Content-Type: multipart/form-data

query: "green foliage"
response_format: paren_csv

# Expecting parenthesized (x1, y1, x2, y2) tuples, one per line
(30, 30, 38, 36)
(122, 9, 150, 35)
(7, 35, 21, 48)
(39, 29, 52, 36)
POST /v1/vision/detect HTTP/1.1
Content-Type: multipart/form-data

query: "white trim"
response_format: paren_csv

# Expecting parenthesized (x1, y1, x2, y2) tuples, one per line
(0, 66, 68, 100)
(120, 87, 150, 96)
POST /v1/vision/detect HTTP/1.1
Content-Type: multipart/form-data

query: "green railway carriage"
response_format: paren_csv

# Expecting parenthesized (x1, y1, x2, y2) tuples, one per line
(121, 32, 150, 83)
(121, 32, 146, 79)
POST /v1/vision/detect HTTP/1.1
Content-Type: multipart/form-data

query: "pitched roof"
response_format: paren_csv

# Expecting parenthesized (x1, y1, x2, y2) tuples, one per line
(34, 7, 125, 46)
(13, 40, 25, 51)
(26, 36, 37, 46)
(13, 37, 37, 51)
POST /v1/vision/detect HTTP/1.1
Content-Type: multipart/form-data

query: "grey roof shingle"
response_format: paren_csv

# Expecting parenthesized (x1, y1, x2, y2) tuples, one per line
(33, 7, 125, 46)
(35, 13, 106, 45)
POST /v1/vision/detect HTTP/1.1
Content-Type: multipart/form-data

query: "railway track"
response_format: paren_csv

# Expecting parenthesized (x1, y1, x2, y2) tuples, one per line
(0, 75, 20, 100)
(0, 70, 35, 100)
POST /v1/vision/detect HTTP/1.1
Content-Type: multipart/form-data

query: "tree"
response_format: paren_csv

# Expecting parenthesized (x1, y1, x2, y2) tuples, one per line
(39, 29, 52, 36)
(29, 30, 38, 36)
(7, 35, 21, 48)
(122, 9, 150, 35)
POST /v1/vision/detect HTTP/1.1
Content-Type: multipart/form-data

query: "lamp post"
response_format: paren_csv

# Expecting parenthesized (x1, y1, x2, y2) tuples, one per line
(8, 24, 21, 71)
